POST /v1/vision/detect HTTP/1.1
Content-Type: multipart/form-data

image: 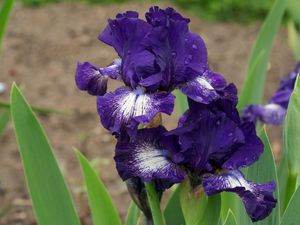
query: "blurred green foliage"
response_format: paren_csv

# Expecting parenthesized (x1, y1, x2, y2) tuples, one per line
(172, 0, 275, 22)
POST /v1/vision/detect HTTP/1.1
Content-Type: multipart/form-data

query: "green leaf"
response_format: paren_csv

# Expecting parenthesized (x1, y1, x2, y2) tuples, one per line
(241, 128, 280, 225)
(0, 101, 67, 115)
(221, 193, 242, 224)
(287, 0, 300, 25)
(180, 179, 220, 225)
(0, 0, 13, 49)
(75, 149, 121, 225)
(287, 20, 300, 60)
(223, 210, 237, 225)
(125, 202, 140, 225)
(164, 185, 185, 225)
(284, 76, 300, 175)
(145, 181, 164, 225)
(10, 84, 81, 225)
(175, 90, 188, 116)
(237, 0, 287, 110)
(0, 109, 10, 136)
(280, 186, 300, 225)
(278, 154, 289, 215)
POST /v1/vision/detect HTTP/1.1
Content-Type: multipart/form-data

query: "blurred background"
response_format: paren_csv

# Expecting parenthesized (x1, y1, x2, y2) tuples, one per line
(0, 0, 299, 224)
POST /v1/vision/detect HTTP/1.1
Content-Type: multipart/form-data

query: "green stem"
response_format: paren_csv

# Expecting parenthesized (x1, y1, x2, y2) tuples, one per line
(284, 172, 298, 209)
(144, 182, 164, 225)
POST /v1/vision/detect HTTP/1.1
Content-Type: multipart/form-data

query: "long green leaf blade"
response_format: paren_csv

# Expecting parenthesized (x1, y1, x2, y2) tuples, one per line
(164, 185, 185, 225)
(75, 149, 121, 225)
(0, 0, 14, 48)
(284, 76, 300, 175)
(0, 109, 10, 136)
(125, 202, 140, 225)
(238, 0, 287, 110)
(10, 84, 80, 225)
(280, 186, 300, 225)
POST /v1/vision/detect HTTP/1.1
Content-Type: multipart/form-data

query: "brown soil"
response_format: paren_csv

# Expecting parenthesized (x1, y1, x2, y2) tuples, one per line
(0, 2, 295, 225)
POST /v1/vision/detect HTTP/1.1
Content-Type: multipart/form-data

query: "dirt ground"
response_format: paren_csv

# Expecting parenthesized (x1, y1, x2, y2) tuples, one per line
(0, 2, 296, 225)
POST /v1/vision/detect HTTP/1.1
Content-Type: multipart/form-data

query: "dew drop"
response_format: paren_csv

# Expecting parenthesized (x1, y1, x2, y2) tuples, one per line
(171, 52, 177, 57)
(192, 44, 198, 49)
(228, 132, 233, 137)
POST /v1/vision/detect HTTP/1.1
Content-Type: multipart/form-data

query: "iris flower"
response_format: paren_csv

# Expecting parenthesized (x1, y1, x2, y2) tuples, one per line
(75, 7, 226, 135)
(114, 85, 276, 222)
(243, 61, 300, 125)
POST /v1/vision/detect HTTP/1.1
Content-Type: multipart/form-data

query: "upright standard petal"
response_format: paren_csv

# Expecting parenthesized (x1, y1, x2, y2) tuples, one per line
(114, 126, 185, 182)
(75, 62, 108, 96)
(97, 87, 174, 134)
(177, 70, 226, 104)
(202, 170, 277, 222)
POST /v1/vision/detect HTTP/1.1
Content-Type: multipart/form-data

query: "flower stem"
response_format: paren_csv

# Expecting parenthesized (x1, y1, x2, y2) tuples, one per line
(144, 182, 164, 225)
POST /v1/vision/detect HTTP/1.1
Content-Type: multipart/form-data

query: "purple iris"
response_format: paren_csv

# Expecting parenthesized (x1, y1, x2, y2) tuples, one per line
(243, 61, 300, 125)
(114, 85, 277, 222)
(75, 6, 226, 135)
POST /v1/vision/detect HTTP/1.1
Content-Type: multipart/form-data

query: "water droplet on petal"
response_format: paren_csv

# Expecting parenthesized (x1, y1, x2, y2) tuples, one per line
(192, 44, 197, 49)
(228, 132, 233, 137)
(172, 52, 177, 57)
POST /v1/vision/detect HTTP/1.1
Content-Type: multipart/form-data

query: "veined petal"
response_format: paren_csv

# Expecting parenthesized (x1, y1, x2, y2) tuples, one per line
(97, 87, 175, 134)
(100, 58, 122, 80)
(202, 170, 276, 222)
(75, 62, 108, 96)
(243, 104, 286, 125)
(114, 126, 185, 182)
(177, 70, 226, 104)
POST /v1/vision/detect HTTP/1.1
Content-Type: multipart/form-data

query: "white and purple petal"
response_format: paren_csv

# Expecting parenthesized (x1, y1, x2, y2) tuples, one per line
(97, 87, 175, 134)
(177, 70, 226, 104)
(100, 58, 122, 80)
(202, 170, 277, 222)
(243, 104, 286, 125)
(75, 62, 108, 96)
(114, 126, 185, 182)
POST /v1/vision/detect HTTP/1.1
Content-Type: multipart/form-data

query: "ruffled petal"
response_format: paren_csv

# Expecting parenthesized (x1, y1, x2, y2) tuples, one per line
(145, 6, 190, 27)
(168, 110, 245, 170)
(97, 87, 175, 134)
(243, 104, 286, 125)
(98, 11, 151, 58)
(75, 62, 108, 96)
(223, 122, 264, 169)
(202, 170, 277, 222)
(177, 70, 226, 104)
(114, 126, 185, 182)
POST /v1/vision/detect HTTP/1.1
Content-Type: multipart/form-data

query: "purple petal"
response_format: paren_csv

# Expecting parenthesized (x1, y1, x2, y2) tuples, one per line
(114, 126, 185, 182)
(169, 110, 245, 170)
(202, 170, 277, 222)
(145, 6, 190, 27)
(100, 58, 122, 80)
(99, 11, 151, 58)
(223, 122, 264, 169)
(75, 62, 108, 96)
(97, 87, 175, 134)
(177, 70, 226, 104)
(243, 104, 286, 125)
(269, 89, 292, 109)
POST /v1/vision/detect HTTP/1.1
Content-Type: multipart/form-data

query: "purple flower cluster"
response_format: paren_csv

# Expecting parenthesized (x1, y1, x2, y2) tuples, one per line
(243, 62, 300, 125)
(75, 6, 276, 222)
